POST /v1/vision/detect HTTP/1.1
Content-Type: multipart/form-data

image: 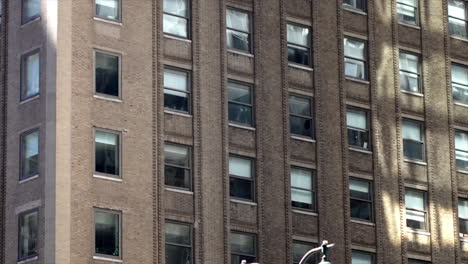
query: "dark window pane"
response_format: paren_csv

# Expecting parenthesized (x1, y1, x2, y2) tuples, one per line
(95, 131, 119, 176)
(288, 45, 310, 66)
(165, 222, 191, 245)
(406, 218, 426, 230)
(230, 177, 253, 200)
(19, 211, 38, 260)
(231, 255, 256, 264)
(293, 242, 317, 264)
(95, 211, 120, 256)
(228, 83, 251, 104)
(403, 140, 424, 160)
(290, 116, 312, 137)
(96, 52, 119, 97)
(406, 210, 426, 230)
(347, 129, 370, 149)
(164, 89, 189, 112)
(231, 233, 255, 255)
(21, 131, 39, 179)
(350, 200, 372, 221)
(289, 96, 311, 116)
(227, 29, 250, 52)
(166, 244, 191, 264)
(164, 14, 188, 38)
(460, 219, 468, 235)
(453, 83, 468, 104)
(456, 150, 468, 170)
(229, 103, 253, 126)
(165, 166, 190, 189)
(96, 0, 120, 20)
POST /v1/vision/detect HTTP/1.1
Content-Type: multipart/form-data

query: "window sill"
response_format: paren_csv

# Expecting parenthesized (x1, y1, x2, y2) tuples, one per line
(164, 34, 192, 43)
(460, 235, 468, 242)
(164, 109, 193, 118)
(93, 256, 123, 263)
(404, 159, 427, 166)
(398, 22, 421, 30)
(19, 95, 40, 105)
(288, 63, 313, 72)
(291, 135, 316, 143)
(345, 77, 369, 85)
(18, 256, 38, 264)
(457, 169, 468, 175)
(450, 36, 468, 43)
(401, 90, 424, 97)
(349, 147, 372, 155)
(165, 187, 194, 195)
(454, 101, 468, 108)
(93, 174, 123, 182)
(93, 94, 122, 103)
(228, 49, 254, 58)
(343, 7, 368, 16)
(228, 123, 256, 131)
(292, 209, 318, 216)
(230, 198, 257, 206)
(93, 17, 123, 26)
(19, 174, 39, 184)
(20, 16, 41, 28)
(406, 228, 430, 236)
(351, 219, 375, 226)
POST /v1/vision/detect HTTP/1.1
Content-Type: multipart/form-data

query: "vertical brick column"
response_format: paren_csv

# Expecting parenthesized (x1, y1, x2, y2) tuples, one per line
(0, 0, 7, 262)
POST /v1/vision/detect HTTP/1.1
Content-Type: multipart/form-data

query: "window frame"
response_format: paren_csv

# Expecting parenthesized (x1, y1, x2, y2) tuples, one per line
(343, 0, 367, 12)
(399, 50, 422, 94)
(405, 188, 428, 231)
(227, 80, 255, 127)
(292, 240, 317, 264)
(458, 197, 468, 237)
(165, 220, 193, 264)
(93, 208, 122, 259)
(94, 49, 122, 99)
(289, 93, 314, 139)
(397, 0, 420, 26)
(17, 208, 39, 262)
(226, 7, 253, 54)
(94, 0, 122, 23)
(402, 118, 426, 162)
(93, 128, 122, 179)
(349, 177, 374, 222)
(230, 231, 257, 263)
(21, 0, 41, 25)
(455, 130, 468, 170)
(286, 22, 312, 67)
(20, 49, 41, 102)
(164, 142, 193, 191)
(19, 128, 40, 181)
(346, 106, 371, 150)
(351, 250, 375, 264)
(448, 0, 468, 38)
(290, 166, 316, 212)
(229, 154, 255, 202)
(344, 36, 368, 80)
(163, 0, 191, 39)
(451, 62, 468, 105)
(163, 66, 192, 114)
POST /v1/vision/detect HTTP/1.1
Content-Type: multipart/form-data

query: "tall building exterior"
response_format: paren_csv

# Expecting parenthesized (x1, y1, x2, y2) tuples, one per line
(1, 0, 468, 263)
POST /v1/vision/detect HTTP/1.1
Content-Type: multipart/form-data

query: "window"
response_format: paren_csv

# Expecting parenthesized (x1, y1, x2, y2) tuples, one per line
(163, 0, 189, 38)
(408, 260, 430, 264)
(287, 23, 311, 66)
(291, 167, 315, 211)
(22, 0, 40, 24)
(18, 209, 38, 261)
(347, 107, 370, 150)
(226, 8, 251, 53)
(289, 95, 313, 138)
(449, 0, 468, 38)
(397, 0, 419, 26)
(228, 81, 254, 127)
(405, 188, 428, 230)
(352, 251, 374, 264)
(343, 0, 366, 11)
(164, 68, 190, 113)
(452, 63, 468, 105)
(94, 209, 121, 258)
(95, 51, 120, 98)
(95, 0, 121, 21)
(459, 198, 468, 237)
(229, 155, 254, 201)
(350, 178, 373, 221)
(21, 50, 40, 101)
(20, 129, 39, 180)
(231, 232, 256, 264)
(95, 130, 120, 177)
(455, 130, 468, 170)
(165, 143, 191, 190)
(402, 119, 425, 161)
(344, 37, 367, 80)
(399, 51, 422, 93)
(292, 241, 317, 264)
(165, 221, 192, 264)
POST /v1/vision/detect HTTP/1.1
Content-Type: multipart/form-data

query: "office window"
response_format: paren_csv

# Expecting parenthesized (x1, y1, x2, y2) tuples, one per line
(350, 178, 373, 221)
(95, 130, 120, 177)
(229, 156, 254, 201)
(231, 232, 256, 264)
(449, 0, 468, 38)
(289, 95, 313, 138)
(18, 209, 38, 261)
(352, 251, 374, 264)
(408, 260, 430, 264)
(95, 51, 120, 97)
(456, 131, 468, 170)
(291, 167, 315, 211)
(344, 37, 367, 80)
(22, 0, 40, 24)
(164, 68, 190, 113)
(94, 209, 121, 257)
(287, 23, 311, 66)
(95, 0, 121, 21)
(292, 241, 317, 264)
(397, 0, 419, 25)
(343, 0, 366, 11)
(347, 107, 370, 150)
(20, 130, 39, 180)
(452, 63, 468, 105)
(21, 50, 40, 101)
(165, 143, 191, 190)
(226, 8, 251, 53)
(405, 189, 428, 230)
(399, 51, 422, 93)
(459, 198, 468, 236)
(165, 221, 192, 264)
(163, 0, 189, 38)
(228, 81, 253, 127)
(402, 119, 425, 161)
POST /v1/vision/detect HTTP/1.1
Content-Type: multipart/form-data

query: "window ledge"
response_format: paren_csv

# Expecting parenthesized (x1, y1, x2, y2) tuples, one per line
(164, 34, 192, 43)
(345, 77, 369, 85)
(343, 7, 368, 16)
(291, 135, 316, 143)
(401, 90, 424, 97)
(460, 235, 468, 242)
(351, 219, 375, 226)
(349, 147, 372, 155)
(398, 22, 421, 30)
(19, 175, 39, 184)
(292, 209, 318, 216)
(457, 169, 468, 175)
(93, 94, 122, 103)
(93, 17, 123, 26)
(18, 256, 38, 264)
(93, 174, 123, 182)
(230, 198, 257, 206)
(165, 187, 194, 195)
(19, 95, 40, 105)
(93, 256, 123, 263)
(228, 123, 256, 131)
(406, 228, 430, 236)
(450, 36, 468, 43)
(164, 109, 193, 118)
(228, 49, 254, 58)
(454, 101, 468, 108)
(404, 159, 427, 166)
(288, 63, 313, 72)
(20, 16, 41, 28)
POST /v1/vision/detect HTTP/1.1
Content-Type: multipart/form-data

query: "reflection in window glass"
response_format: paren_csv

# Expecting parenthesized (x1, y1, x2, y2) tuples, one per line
(343, 0, 367, 11)
(459, 198, 468, 236)
(397, 0, 419, 25)
(231, 232, 256, 264)
(352, 251, 374, 264)
(287, 24, 311, 66)
(402, 119, 425, 161)
(163, 0, 189, 38)
(96, 0, 120, 21)
(22, 51, 40, 100)
(399, 52, 421, 93)
(165, 221, 192, 264)
(229, 156, 254, 201)
(455, 131, 468, 170)
(22, 0, 40, 24)
(165, 143, 191, 189)
(448, 0, 467, 38)
(95, 130, 120, 176)
(226, 9, 251, 52)
(164, 68, 190, 113)
(18, 210, 38, 260)
(95, 52, 119, 97)
(95, 210, 120, 257)
(21, 130, 39, 180)
(228, 82, 253, 127)
(289, 95, 313, 138)
(452, 63, 468, 105)
(344, 37, 367, 80)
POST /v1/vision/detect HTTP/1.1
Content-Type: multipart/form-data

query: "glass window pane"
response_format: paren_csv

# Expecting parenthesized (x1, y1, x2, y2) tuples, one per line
(400, 52, 419, 73)
(166, 244, 191, 264)
(95, 131, 119, 176)
(95, 211, 120, 256)
(292, 189, 312, 205)
(449, 0, 466, 19)
(227, 9, 249, 32)
(232, 255, 256, 264)
(165, 222, 191, 245)
(350, 179, 370, 200)
(400, 72, 420, 93)
(230, 177, 253, 200)
(344, 0, 367, 11)
(229, 156, 252, 179)
(403, 139, 424, 160)
(452, 64, 468, 86)
(453, 83, 468, 104)
(22, 131, 39, 178)
(164, 89, 189, 112)
(291, 168, 312, 189)
(459, 199, 468, 218)
(288, 45, 310, 66)
(350, 200, 372, 221)
(402, 120, 422, 141)
(456, 149, 468, 170)
(164, 69, 188, 91)
(96, 52, 119, 97)
(405, 190, 425, 210)
(352, 251, 373, 264)
(398, 0, 417, 7)
(289, 96, 311, 116)
(406, 210, 426, 229)
(228, 82, 251, 104)
(96, 0, 120, 20)
(23, 0, 40, 22)
(348, 129, 370, 149)
(287, 24, 310, 47)
(165, 166, 190, 188)
(344, 38, 365, 60)
(345, 58, 366, 79)
(19, 210, 38, 260)
(347, 109, 367, 129)
(449, 18, 468, 38)
(227, 29, 250, 52)
(23, 52, 40, 99)
(228, 103, 253, 126)
(460, 219, 468, 235)
(456, 131, 468, 152)
(163, 0, 187, 16)
(292, 242, 316, 264)
(165, 144, 189, 167)
(397, 4, 417, 25)
(163, 14, 188, 38)
(231, 233, 255, 255)
(290, 116, 313, 137)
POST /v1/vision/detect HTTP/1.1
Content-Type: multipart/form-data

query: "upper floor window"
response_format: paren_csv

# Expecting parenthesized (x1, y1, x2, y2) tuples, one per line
(352, 250, 374, 264)
(459, 198, 468, 237)
(397, 0, 419, 26)
(18, 209, 38, 261)
(163, 0, 189, 39)
(22, 0, 40, 25)
(20, 129, 39, 181)
(95, 0, 121, 22)
(231, 232, 256, 264)
(164, 143, 191, 190)
(405, 188, 428, 230)
(408, 260, 430, 264)
(347, 107, 370, 150)
(226, 8, 251, 53)
(449, 0, 468, 38)
(350, 178, 373, 222)
(21, 50, 40, 101)
(164, 67, 190, 113)
(228, 81, 254, 127)
(455, 130, 468, 170)
(452, 63, 468, 105)
(344, 37, 367, 80)
(402, 119, 425, 161)
(94, 209, 121, 258)
(95, 130, 120, 177)
(292, 241, 316, 264)
(291, 167, 316, 211)
(399, 51, 422, 93)
(165, 221, 192, 264)
(95, 51, 120, 98)
(289, 94, 314, 138)
(287, 23, 311, 66)
(229, 155, 255, 201)
(343, 0, 366, 12)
